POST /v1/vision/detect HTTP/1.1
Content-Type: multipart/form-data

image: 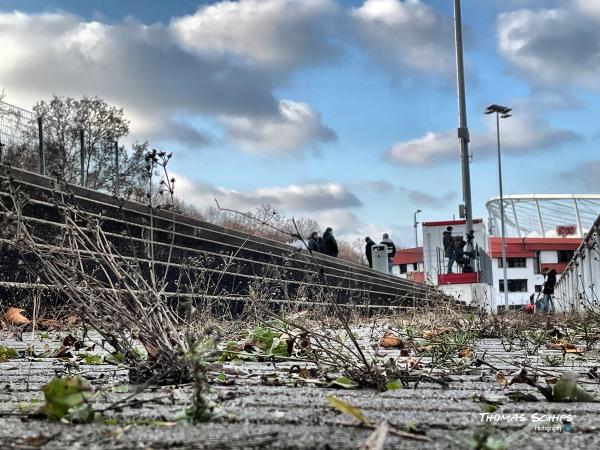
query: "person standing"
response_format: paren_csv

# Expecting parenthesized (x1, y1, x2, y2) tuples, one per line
(307, 231, 321, 253)
(381, 233, 396, 274)
(365, 237, 375, 268)
(539, 267, 557, 313)
(322, 227, 339, 257)
(443, 226, 455, 274)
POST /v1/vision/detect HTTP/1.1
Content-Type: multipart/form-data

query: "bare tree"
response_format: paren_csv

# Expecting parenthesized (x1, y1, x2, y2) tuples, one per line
(33, 96, 130, 191)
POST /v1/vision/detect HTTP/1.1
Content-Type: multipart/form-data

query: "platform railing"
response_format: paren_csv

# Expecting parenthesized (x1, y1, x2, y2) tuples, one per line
(554, 214, 600, 313)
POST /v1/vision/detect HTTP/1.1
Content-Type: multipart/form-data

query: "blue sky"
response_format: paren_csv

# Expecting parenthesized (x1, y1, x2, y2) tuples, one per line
(1, 0, 598, 247)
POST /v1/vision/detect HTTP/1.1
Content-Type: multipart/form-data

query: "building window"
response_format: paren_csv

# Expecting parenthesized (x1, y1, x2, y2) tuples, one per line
(535, 285, 542, 293)
(498, 257, 527, 268)
(413, 263, 418, 271)
(499, 279, 528, 292)
(557, 250, 575, 263)
(399, 264, 407, 274)
(533, 252, 541, 274)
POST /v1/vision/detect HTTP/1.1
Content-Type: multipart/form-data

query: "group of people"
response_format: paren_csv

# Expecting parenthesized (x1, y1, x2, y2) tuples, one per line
(442, 226, 476, 274)
(364, 234, 396, 274)
(307, 227, 339, 257)
(525, 267, 557, 314)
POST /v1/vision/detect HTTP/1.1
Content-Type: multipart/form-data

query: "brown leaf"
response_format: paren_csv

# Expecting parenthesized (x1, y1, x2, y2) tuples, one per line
(545, 343, 563, 350)
(63, 314, 81, 328)
(422, 328, 448, 339)
(379, 331, 404, 349)
(3, 307, 30, 325)
(38, 319, 64, 331)
(496, 372, 508, 387)
(62, 334, 84, 350)
(458, 347, 474, 358)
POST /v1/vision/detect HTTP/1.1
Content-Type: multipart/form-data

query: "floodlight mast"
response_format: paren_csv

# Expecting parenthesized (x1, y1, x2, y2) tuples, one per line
(453, 0, 473, 240)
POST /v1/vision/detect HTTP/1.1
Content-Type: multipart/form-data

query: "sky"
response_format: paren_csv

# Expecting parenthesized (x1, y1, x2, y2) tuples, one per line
(1, 0, 599, 247)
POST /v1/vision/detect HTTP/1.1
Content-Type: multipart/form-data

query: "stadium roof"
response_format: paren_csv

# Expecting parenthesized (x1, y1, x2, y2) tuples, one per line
(485, 194, 600, 237)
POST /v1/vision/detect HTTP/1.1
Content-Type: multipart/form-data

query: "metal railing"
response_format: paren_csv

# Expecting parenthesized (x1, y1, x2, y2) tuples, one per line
(554, 214, 600, 312)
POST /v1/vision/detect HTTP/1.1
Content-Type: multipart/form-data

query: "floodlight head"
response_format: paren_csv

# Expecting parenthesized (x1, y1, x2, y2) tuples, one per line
(416, 209, 422, 213)
(485, 104, 512, 115)
(501, 113, 512, 119)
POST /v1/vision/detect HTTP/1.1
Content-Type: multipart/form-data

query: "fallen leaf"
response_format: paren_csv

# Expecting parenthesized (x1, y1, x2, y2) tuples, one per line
(496, 372, 508, 387)
(3, 307, 30, 325)
(553, 373, 597, 402)
(329, 376, 359, 389)
(63, 314, 81, 328)
(545, 343, 563, 350)
(0, 345, 20, 362)
(379, 332, 404, 349)
(422, 328, 448, 339)
(506, 391, 539, 402)
(385, 379, 403, 391)
(62, 335, 84, 350)
(458, 348, 474, 358)
(326, 395, 371, 426)
(38, 319, 64, 331)
(564, 347, 585, 354)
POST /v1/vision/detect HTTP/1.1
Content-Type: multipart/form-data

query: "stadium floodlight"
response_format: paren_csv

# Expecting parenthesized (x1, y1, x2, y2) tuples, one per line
(485, 104, 512, 313)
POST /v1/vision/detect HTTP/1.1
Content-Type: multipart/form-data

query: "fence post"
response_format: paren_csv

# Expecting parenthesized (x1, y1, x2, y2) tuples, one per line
(37, 117, 45, 175)
(114, 140, 119, 196)
(80, 129, 85, 186)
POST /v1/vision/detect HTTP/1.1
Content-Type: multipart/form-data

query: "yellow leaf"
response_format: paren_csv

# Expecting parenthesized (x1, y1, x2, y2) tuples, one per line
(326, 395, 371, 427)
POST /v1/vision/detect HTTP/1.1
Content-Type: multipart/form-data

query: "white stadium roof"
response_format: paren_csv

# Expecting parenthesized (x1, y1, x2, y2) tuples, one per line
(485, 194, 600, 237)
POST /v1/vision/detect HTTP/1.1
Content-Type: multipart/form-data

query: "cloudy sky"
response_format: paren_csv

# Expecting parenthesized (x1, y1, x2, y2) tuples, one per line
(1, 0, 598, 246)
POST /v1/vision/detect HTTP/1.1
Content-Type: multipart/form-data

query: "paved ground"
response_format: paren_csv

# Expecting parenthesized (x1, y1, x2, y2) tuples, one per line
(1, 327, 600, 449)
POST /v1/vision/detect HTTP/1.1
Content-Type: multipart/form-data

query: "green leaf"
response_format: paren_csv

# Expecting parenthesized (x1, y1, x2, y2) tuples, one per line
(553, 373, 596, 402)
(0, 346, 19, 361)
(248, 326, 276, 350)
(385, 379, 403, 391)
(268, 337, 289, 357)
(105, 351, 125, 364)
(217, 373, 226, 382)
(329, 376, 359, 389)
(82, 354, 103, 365)
(41, 377, 93, 422)
(326, 395, 371, 426)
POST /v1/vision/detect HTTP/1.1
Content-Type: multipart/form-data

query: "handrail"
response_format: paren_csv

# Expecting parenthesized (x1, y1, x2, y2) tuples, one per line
(554, 214, 600, 312)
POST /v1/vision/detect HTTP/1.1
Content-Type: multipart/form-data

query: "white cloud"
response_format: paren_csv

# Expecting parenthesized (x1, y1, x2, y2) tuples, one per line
(386, 115, 580, 166)
(0, 8, 336, 155)
(350, 0, 455, 76)
(170, 0, 339, 72)
(223, 100, 336, 155)
(174, 173, 361, 213)
(498, 3, 600, 89)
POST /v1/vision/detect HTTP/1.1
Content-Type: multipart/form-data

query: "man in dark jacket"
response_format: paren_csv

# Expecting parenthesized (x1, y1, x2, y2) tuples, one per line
(321, 227, 338, 257)
(365, 237, 375, 268)
(381, 233, 396, 274)
(307, 231, 321, 253)
(539, 267, 557, 313)
(442, 226, 455, 273)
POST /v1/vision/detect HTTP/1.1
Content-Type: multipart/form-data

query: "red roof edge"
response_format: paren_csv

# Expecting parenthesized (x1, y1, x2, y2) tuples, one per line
(423, 219, 483, 227)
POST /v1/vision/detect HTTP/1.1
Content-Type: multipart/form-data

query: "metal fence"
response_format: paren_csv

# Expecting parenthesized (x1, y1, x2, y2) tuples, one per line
(554, 214, 600, 312)
(0, 99, 121, 194)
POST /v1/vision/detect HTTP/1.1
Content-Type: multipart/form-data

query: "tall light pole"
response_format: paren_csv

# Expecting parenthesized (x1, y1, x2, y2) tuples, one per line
(414, 209, 422, 248)
(485, 104, 512, 312)
(453, 0, 473, 241)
